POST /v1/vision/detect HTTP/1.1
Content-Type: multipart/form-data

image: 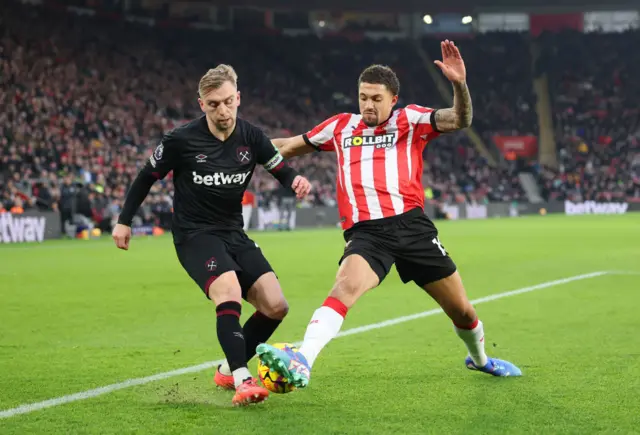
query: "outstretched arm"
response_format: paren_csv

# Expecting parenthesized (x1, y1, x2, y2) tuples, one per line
(272, 136, 315, 158)
(256, 131, 312, 199)
(274, 114, 341, 157)
(433, 40, 473, 132)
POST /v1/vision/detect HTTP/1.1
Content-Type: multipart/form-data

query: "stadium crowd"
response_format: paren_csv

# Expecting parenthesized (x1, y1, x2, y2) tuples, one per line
(537, 30, 640, 202)
(1, 2, 638, 235)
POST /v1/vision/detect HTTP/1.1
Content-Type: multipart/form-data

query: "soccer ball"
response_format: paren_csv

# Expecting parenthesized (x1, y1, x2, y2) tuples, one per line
(257, 342, 297, 394)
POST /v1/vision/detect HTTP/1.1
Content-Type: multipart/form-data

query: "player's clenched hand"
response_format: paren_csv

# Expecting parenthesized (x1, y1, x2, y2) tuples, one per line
(112, 223, 132, 250)
(292, 175, 312, 199)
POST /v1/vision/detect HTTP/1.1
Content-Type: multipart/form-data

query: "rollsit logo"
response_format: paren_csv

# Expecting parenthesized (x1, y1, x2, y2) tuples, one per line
(343, 133, 396, 149)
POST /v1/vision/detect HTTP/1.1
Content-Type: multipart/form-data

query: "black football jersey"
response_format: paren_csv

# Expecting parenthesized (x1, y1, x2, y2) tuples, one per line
(141, 116, 284, 242)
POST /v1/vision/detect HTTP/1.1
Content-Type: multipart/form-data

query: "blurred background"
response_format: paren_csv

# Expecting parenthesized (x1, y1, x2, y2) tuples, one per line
(1, 0, 639, 240)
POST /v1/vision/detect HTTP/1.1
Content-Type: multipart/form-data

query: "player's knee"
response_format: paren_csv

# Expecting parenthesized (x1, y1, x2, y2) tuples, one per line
(207, 272, 242, 304)
(262, 299, 289, 320)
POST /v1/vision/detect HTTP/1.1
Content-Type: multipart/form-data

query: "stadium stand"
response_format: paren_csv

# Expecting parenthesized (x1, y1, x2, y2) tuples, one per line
(537, 30, 640, 203)
(1, 1, 638, 234)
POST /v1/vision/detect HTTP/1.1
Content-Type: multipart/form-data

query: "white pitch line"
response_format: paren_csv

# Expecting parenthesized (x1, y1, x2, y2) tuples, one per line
(0, 271, 609, 419)
(604, 270, 640, 276)
(337, 271, 609, 338)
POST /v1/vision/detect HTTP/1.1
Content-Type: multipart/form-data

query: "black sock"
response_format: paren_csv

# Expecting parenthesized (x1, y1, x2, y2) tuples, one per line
(243, 311, 283, 363)
(215, 301, 247, 373)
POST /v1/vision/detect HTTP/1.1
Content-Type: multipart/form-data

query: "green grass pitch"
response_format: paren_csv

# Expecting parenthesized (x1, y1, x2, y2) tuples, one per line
(1, 214, 639, 434)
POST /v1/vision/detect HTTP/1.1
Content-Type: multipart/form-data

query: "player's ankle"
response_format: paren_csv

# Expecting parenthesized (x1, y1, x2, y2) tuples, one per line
(218, 362, 232, 376)
(232, 367, 252, 388)
(470, 354, 488, 367)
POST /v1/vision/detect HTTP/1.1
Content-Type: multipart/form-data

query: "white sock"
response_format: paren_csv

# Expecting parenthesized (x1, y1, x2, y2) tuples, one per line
(219, 361, 231, 376)
(232, 367, 252, 388)
(454, 319, 488, 367)
(299, 298, 347, 368)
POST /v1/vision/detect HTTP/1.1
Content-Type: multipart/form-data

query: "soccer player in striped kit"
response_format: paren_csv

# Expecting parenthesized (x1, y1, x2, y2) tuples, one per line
(257, 40, 522, 388)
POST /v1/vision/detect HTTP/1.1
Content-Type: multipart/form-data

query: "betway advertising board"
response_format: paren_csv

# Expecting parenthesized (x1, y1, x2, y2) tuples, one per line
(564, 201, 629, 216)
(0, 212, 61, 244)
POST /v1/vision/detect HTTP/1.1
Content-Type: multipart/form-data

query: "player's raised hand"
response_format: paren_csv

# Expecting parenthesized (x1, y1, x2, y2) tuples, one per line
(434, 40, 466, 84)
(292, 175, 312, 199)
(112, 223, 132, 250)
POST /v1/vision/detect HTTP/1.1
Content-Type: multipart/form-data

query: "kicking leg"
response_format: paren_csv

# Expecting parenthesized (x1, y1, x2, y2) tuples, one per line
(299, 254, 379, 367)
(257, 254, 382, 387)
(423, 271, 522, 377)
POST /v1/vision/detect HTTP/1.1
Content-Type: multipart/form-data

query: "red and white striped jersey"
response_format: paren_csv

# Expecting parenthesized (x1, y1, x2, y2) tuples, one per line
(303, 105, 440, 230)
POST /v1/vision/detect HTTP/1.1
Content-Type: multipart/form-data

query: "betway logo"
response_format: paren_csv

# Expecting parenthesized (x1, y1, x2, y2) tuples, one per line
(0, 213, 46, 244)
(193, 171, 251, 186)
(565, 200, 629, 216)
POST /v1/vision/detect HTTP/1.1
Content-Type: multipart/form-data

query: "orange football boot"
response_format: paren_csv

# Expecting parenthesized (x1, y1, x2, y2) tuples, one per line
(232, 378, 269, 406)
(213, 366, 235, 390)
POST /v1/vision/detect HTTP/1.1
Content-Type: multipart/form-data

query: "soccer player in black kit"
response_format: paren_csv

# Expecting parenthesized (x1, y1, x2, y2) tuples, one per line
(112, 65, 312, 406)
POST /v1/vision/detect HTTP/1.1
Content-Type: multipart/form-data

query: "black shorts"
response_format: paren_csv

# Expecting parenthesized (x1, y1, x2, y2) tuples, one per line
(340, 208, 457, 287)
(174, 230, 274, 299)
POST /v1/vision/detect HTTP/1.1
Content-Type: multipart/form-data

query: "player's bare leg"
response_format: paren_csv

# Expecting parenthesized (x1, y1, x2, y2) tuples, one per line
(216, 272, 288, 389)
(423, 271, 522, 377)
(298, 254, 379, 366)
(208, 271, 269, 405)
(257, 254, 379, 387)
(245, 272, 290, 319)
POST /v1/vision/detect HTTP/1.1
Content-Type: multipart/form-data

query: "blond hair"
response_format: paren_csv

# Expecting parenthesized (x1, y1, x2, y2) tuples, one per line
(198, 64, 238, 97)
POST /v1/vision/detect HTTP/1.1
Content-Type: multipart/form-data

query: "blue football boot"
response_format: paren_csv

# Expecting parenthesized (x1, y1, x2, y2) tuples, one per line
(465, 356, 522, 377)
(256, 343, 311, 388)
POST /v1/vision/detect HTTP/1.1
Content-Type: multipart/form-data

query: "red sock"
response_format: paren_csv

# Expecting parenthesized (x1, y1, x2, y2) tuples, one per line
(322, 296, 349, 318)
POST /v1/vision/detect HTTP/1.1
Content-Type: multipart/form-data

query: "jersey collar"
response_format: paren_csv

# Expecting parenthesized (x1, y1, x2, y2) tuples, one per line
(199, 115, 239, 143)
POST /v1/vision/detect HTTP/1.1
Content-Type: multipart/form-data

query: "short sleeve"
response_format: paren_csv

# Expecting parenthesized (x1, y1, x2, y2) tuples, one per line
(302, 114, 343, 152)
(404, 104, 438, 126)
(404, 105, 441, 141)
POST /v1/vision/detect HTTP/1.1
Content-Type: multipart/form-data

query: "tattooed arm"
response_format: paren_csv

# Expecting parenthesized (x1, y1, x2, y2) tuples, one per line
(432, 40, 473, 132)
(433, 80, 473, 132)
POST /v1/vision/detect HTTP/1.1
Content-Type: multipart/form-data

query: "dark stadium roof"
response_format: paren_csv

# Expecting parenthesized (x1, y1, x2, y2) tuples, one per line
(205, 0, 640, 13)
